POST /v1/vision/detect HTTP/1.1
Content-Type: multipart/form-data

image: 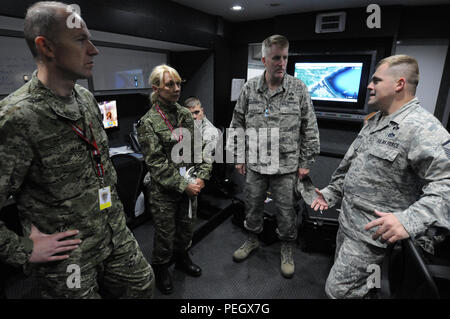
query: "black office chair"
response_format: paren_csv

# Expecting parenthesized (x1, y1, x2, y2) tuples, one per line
(110, 154, 148, 229)
(381, 237, 450, 299)
(0, 201, 23, 298)
(128, 121, 141, 153)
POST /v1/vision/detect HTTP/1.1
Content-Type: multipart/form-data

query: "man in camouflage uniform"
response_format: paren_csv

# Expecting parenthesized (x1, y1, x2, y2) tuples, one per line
(226, 35, 320, 278)
(312, 55, 450, 298)
(0, 2, 153, 298)
(137, 65, 211, 294)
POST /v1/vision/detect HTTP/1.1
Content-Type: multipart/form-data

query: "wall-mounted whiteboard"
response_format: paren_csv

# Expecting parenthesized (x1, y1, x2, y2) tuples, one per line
(92, 46, 167, 91)
(0, 36, 36, 95)
(395, 39, 449, 115)
(0, 36, 89, 96)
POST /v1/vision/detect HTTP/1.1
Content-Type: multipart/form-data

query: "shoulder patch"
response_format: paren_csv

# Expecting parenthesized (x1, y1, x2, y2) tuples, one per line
(443, 139, 450, 159)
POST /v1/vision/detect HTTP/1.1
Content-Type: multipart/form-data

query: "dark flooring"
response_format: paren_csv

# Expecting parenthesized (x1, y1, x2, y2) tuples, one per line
(3, 202, 334, 299)
(3, 157, 341, 299)
(133, 217, 333, 299)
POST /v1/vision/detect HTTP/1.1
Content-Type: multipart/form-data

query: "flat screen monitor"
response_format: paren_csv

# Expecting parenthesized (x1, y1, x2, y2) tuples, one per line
(294, 62, 363, 102)
(98, 100, 118, 129)
(287, 54, 373, 114)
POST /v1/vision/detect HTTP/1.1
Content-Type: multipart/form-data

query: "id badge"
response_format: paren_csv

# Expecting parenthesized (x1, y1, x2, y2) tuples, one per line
(179, 166, 186, 177)
(99, 186, 112, 210)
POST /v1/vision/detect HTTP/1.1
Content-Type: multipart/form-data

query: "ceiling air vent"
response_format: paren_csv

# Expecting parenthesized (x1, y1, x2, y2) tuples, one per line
(315, 11, 346, 33)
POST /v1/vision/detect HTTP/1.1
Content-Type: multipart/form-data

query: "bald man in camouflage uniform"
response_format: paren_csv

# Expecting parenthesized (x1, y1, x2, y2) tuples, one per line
(312, 55, 450, 298)
(0, 2, 153, 298)
(226, 35, 320, 278)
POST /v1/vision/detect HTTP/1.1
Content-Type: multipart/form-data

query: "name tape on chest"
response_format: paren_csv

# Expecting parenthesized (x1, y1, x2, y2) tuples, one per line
(376, 138, 399, 149)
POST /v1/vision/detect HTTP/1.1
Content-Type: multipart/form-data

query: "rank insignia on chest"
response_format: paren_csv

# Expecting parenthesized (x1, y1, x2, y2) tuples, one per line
(387, 132, 396, 138)
(390, 122, 400, 130)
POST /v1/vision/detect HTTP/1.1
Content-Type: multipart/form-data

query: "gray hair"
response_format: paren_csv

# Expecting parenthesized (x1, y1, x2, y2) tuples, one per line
(24, 1, 74, 58)
(261, 34, 289, 58)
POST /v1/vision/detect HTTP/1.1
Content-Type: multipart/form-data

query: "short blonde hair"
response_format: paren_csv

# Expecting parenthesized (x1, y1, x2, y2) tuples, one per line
(148, 64, 182, 104)
(377, 54, 419, 93)
(261, 34, 289, 58)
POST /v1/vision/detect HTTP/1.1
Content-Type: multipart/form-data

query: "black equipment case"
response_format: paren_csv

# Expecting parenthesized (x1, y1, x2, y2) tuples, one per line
(230, 195, 280, 246)
(298, 199, 340, 254)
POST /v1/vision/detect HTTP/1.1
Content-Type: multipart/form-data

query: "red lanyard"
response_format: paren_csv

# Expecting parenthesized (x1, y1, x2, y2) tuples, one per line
(155, 104, 183, 142)
(70, 122, 104, 178)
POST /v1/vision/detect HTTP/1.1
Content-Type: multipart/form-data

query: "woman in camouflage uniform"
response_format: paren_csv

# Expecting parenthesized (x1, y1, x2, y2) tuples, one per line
(137, 65, 211, 294)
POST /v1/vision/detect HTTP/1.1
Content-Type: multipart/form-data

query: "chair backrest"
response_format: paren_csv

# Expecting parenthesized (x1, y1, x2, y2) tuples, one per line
(401, 239, 440, 298)
(110, 154, 144, 219)
(0, 201, 23, 298)
(381, 239, 440, 299)
(128, 122, 142, 153)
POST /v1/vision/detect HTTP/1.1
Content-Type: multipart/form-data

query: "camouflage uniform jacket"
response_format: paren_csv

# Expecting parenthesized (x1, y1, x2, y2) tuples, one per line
(196, 115, 220, 162)
(200, 116, 220, 146)
(226, 72, 320, 175)
(321, 98, 450, 253)
(0, 71, 127, 267)
(137, 99, 211, 201)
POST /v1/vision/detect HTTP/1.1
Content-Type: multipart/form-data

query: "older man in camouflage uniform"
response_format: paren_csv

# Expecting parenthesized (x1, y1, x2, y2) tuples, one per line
(312, 55, 450, 298)
(226, 35, 320, 278)
(0, 2, 153, 298)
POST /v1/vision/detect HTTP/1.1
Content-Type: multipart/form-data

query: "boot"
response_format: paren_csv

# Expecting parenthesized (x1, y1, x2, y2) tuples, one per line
(152, 263, 173, 294)
(233, 233, 259, 262)
(280, 241, 295, 278)
(175, 251, 202, 277)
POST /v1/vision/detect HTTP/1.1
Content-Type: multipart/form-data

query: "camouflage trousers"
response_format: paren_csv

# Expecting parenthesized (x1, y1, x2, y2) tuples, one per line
(33, 225, 154, 299)
(325, 227, 385, 299)
(150, 194, 197, 264)
(243, 169, 297, 241)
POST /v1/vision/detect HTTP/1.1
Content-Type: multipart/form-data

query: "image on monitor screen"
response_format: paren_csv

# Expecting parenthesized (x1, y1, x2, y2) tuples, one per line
(294, 62, 363, 103)
(287, 53, 374, 114)
(98, 100, 118, 129)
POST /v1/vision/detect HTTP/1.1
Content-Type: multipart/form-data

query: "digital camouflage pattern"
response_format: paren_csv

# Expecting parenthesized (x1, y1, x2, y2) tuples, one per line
(244, 170, 298, 241)
(322, 97, 450, 298)
(325, 227, 385, 299)
(137, 99, 211, 264)
(226, 72, 319, 243)
(198, 115, 220, 148)
(35, 223, 153, 298)
(197, 116, 220, 163)
(149, 196, 197, 264)
(226, 72, 320, 174)
(0, 71, 153, 298)
(137, 99, 211, 201)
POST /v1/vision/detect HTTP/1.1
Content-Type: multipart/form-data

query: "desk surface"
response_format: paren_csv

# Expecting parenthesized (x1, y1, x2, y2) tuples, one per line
(109, 145, 135, 156)
(110, 146, 144, 159)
